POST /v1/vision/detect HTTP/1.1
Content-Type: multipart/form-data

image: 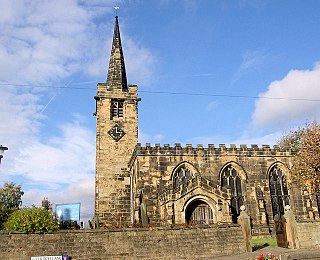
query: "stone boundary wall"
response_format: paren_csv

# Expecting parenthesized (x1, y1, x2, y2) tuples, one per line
(296, 221, 320, 248)
(0, 225, 246, 260)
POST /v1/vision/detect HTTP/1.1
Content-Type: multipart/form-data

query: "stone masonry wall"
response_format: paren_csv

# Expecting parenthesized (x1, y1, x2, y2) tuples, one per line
(0, 225, 245, 260)
(95, 84, 139, 226)
(296, 221, 320, 248)
(130, 144, 307, 234)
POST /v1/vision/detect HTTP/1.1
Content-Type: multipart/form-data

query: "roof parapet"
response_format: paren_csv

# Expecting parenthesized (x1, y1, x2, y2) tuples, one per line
(133, 143, 295, 155)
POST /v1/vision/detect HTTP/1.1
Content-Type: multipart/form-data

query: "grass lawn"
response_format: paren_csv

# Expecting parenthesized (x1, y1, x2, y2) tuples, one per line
(252, 237, 277, 248)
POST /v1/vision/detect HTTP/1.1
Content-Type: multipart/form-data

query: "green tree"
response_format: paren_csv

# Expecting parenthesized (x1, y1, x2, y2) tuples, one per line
(279, 122, 320, 193)
(4, 206, 59, 233)
(0, 182, 24, 227)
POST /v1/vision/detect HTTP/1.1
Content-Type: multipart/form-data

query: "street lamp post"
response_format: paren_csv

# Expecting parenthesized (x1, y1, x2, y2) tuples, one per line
(0, 145, 8, 165)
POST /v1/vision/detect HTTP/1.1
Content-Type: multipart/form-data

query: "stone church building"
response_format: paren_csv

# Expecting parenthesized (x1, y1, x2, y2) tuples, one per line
(94, 16, 319, 235)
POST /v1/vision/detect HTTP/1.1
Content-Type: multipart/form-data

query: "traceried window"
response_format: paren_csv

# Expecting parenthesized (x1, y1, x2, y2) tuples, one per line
(173, 165, 192, 189)
(269, 166, 290, 217)
(111, 100, 124, 118)
(221, 165, 244, 223)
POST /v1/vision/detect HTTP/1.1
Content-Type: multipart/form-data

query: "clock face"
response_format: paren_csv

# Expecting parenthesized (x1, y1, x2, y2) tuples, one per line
(108, 124, 126, 141)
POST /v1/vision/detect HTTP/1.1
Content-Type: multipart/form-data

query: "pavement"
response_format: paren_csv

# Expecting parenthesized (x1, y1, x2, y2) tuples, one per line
(214, 246, 320, 260)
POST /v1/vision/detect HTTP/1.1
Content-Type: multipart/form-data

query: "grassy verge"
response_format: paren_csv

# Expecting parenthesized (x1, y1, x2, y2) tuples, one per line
(252, 237, 277, 250)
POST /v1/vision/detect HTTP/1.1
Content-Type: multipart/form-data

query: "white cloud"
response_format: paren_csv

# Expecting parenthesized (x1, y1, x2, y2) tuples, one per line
(239, 51, 264, 72)
(23, 177, 94, 224)
(124, 37, 156, 86)
(231, 50, 268, 84)
(0, 90, 95, 220)
(206, 100, 218, 111)
(172, 131, 282, 149)
(0, 2, 109, 214)
(88, 28, 157, 85)
(0, 0, 156, 84)
(12, 117, 95, 185)
(184, 134, 231, 146)
(138, 130, 165, 145)
(0, 1, 157, 222)
(252, 63, 320, 129)
(0, 88, 43, 160)
(230, 131, 283, 146)
(1, 111, 95, 222)
(0, 0, 95, 83)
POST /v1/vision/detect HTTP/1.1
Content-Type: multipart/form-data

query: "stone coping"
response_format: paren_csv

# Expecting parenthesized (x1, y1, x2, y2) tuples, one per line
(0, 223, 241, 235)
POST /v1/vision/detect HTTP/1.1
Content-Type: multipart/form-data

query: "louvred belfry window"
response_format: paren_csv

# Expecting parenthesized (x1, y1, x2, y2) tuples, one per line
(221, 165, 244, 223)
(111, 100, 124, 118)
(269, 166, 290, 217)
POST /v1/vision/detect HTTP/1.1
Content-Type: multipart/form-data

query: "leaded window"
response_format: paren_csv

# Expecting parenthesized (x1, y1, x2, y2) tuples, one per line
(269, 166, 290, 217)
(111, 100, 124, 118)
(221, 165, 244, 222)
(173, 165, 192, 189)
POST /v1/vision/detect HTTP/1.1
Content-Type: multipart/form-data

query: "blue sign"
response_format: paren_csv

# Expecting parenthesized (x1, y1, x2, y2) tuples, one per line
(55, 203, 80, 221)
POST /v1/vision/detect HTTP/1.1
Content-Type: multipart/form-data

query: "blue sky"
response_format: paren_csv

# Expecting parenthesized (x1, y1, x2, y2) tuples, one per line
(1, 0, 320, 222)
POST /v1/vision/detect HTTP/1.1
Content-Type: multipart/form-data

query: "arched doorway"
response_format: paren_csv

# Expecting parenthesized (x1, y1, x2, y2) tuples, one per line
(185, 200, 214, 225)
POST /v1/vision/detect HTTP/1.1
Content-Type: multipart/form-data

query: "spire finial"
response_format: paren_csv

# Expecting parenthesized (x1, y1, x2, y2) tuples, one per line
(114, 6, 119, 17)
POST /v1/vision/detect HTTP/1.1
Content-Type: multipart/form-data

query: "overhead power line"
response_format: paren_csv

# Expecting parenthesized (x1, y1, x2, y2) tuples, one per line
(1, 82, 320, 102)
(139, 90, 320, 102)
(0, 82, 96, 90)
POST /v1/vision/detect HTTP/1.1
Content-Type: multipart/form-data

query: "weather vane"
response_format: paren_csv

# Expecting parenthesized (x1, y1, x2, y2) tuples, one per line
(114, 6, 119, 16)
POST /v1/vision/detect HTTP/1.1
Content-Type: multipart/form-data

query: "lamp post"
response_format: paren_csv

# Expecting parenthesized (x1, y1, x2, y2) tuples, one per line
(0, 145, 8, 165)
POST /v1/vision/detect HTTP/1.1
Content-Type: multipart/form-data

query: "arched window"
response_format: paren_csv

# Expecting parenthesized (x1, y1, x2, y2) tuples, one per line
(221, 165, 244, 222)
(269, 166, 290, 217)
(173, 165, 192, 189)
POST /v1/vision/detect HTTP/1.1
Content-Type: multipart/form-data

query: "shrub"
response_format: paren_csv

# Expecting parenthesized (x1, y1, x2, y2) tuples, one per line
(4, 206, 59, 233)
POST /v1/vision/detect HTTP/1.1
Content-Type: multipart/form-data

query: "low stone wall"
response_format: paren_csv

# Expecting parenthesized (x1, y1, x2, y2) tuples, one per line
(0, 225, 245, 260)
(296, 221, 320, 248)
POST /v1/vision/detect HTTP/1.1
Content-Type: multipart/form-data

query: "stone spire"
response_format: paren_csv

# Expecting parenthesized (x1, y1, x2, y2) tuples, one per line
(106, 16, 128, 91)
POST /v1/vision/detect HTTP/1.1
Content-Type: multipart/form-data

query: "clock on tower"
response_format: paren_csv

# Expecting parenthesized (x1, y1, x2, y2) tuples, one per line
(108, 124, 126, 141)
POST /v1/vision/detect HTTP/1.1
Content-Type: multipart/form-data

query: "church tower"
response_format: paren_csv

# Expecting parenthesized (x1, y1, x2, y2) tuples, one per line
(94, 16, 139, 226)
